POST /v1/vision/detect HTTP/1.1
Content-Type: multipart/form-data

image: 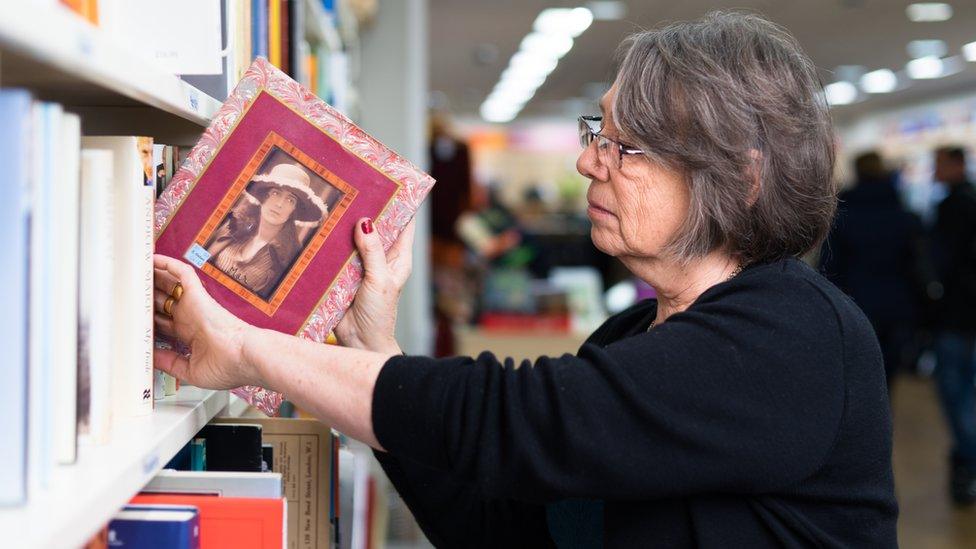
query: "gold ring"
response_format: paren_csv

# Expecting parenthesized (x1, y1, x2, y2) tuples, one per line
(163, 296, 176, 316)
(171, 282, 184, 302)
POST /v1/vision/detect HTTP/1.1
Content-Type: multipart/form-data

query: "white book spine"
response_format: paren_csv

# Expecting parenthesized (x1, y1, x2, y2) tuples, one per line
(53, 113, 81, 465)
(0, 90, 33, 505)
(28, 102, 63, 493)
(138, 145, 156, 413)
(81, 136, 155, 419)
(78, 149, 116, 444)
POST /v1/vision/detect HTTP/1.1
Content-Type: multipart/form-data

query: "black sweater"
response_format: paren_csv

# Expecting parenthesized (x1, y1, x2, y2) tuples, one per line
(372, 258, 898, 547)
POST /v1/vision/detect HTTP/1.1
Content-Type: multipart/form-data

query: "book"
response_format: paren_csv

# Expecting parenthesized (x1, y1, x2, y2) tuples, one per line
(109, 504, 201, 549)
(0, 90, 33, 505)
(154, 57, 434, 414)
(197, 423, 264, 472)
(53, 112, 82, 465)
(78, 148, 116, 444)
(211, 417, 332, 549)
(131, 494, 286, 549)
(253, 0, 269, 58)
(81, 136, 156, 418)
(99, 0, 223, 76)
(28, 101, 63, 493)
(144, 470, 283, 498)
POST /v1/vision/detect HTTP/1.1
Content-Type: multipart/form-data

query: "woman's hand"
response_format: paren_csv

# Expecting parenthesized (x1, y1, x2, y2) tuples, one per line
(334, 218, 415, 354)
(153, 254, 259, 390)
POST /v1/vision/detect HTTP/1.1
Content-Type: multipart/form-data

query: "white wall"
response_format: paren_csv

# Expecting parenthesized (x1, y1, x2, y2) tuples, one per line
(358, 0, 433, 355)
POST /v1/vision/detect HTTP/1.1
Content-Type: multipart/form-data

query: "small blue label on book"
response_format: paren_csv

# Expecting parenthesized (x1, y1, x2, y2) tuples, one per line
(185, 244, 211, 268)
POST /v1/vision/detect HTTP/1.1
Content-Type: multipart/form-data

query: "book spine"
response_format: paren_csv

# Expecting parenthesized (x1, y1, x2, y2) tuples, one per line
(137, 139, 156, 414)
(78, 149, 116, 444)
(252, 0, 268, 58)
(280, 0, 291, 76)
(53, 112, 81, 465)
(268, 0, 281, 68)
(0, 90, 33, 505)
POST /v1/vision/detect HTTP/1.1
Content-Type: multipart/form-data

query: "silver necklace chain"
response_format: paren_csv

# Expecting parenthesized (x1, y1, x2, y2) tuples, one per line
(646, 263, 745, 332)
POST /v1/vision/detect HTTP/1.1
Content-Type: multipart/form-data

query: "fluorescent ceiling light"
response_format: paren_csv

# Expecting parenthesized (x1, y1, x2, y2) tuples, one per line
(906, 55, 945, 79)
(509, 51, 558, 76)
(907, 39, 947, 58)
(906, 3, 953, 22)
(480, 101, 518, 123)
(565, 7, 594, 36)
(964, 41, 976, 62)
(533, 7, 593, 38)
(586, 1, 627, 21)
(824, 81, 858, 106)
(520, 32, 574, 60)
(859, 69, 898, 93)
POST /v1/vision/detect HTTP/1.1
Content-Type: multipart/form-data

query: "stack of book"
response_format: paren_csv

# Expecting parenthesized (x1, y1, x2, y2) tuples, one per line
(0, 89, 177, 505)
(83, 417, 340, 549)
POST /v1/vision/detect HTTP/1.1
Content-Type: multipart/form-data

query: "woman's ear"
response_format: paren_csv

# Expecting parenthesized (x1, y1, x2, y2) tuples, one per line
(746, 148, 762, 206)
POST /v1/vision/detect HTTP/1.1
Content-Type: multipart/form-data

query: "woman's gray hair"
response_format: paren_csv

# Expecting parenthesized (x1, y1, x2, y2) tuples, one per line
(613, 11, 836, 264)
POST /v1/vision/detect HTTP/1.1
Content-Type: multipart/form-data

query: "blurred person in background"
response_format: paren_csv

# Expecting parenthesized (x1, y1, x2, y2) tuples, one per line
(820, 151, 926, 395)
(153, 12, 897, 547)
(930, 146, 976, 505)
(429, 113, 475, 355)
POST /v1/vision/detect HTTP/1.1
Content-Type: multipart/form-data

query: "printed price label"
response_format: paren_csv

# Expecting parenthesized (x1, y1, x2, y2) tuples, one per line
(185, 244, 211, 268)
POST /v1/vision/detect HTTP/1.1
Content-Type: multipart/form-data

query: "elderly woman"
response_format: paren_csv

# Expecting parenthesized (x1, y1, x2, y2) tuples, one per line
(205, 162, 326, 299)
(154, 12, 897, 548)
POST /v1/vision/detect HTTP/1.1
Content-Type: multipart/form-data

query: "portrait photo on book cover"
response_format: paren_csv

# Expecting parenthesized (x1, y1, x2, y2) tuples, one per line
(189, 132, 356, 315)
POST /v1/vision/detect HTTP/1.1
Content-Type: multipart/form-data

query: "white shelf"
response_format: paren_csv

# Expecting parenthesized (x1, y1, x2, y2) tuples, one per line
(0, 387, 229, 549)
(0, 3, 221, 131)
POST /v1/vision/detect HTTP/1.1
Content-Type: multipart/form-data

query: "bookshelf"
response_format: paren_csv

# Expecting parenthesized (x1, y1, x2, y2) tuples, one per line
(0, 3, 221, 141)
(0, 388, 228, 549)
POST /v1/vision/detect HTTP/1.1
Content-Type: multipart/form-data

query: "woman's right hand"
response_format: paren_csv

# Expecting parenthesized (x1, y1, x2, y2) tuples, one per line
(334, 218, 416, 354)
(153, 254, 258, 390)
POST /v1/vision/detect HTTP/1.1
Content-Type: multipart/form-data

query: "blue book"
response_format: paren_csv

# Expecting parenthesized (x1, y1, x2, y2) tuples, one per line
(0, 89, 32, 505)
(109, 505, 201, 549)
(252, 0, 269, 59)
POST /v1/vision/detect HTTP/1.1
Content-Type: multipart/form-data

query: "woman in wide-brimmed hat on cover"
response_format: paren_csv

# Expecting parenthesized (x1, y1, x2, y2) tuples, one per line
(206, 162, 327, 299)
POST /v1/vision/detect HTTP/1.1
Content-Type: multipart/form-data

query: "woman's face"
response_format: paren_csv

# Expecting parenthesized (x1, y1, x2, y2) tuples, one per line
(260, 187, 299, 227)
(576, 86, 690, 260)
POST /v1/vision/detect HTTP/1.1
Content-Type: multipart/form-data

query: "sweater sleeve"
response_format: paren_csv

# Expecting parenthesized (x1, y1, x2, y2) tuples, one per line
(365, 307, 648, 546)
(372, 274, 847, 503)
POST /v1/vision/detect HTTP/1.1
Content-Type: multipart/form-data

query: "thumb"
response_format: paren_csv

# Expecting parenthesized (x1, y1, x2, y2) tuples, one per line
(154, 348, 190, 382)
(354, 218, 388, 282)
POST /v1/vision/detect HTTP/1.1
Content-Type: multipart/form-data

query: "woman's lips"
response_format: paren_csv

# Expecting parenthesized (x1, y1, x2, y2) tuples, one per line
(587, 202, 615, 218)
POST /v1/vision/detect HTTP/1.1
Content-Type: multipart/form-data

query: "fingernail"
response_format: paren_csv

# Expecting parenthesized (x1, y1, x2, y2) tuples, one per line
(361, 218, 373, 234)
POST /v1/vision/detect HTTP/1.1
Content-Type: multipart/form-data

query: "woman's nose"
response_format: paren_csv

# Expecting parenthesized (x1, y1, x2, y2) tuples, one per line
(577, 141, 609, 182)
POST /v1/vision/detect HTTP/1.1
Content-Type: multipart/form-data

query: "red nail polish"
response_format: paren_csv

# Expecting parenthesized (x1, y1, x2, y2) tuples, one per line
(361, 219, 373, 234)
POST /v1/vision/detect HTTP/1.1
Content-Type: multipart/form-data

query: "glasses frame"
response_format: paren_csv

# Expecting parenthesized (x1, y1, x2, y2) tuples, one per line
(578, 115, 645, 168)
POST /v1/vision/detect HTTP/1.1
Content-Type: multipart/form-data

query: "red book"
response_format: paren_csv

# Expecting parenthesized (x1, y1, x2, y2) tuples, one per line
(131, 494, 285, 549)
(154, 58, 434, 415)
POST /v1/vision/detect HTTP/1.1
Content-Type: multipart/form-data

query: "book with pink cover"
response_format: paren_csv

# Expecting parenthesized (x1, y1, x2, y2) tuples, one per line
(155, 58, 434, 415)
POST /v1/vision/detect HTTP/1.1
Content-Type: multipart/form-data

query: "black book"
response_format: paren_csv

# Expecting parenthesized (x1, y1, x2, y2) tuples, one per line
(198, 423, 264, 472)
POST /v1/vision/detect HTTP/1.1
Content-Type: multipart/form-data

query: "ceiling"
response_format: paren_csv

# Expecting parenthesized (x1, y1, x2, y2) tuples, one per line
(428, 0, 976, 124)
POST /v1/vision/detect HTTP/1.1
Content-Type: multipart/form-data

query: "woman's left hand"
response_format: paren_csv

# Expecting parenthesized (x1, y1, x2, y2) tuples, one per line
(153, 254, 259, 390)
(334, 218, 415, 354)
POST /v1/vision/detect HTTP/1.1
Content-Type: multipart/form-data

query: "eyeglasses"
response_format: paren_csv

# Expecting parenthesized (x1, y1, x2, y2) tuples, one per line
(578, 115, 645, 169)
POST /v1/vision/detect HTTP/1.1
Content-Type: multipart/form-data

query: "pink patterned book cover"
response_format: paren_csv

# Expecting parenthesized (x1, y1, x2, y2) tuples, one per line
(155, 58, 435, 415)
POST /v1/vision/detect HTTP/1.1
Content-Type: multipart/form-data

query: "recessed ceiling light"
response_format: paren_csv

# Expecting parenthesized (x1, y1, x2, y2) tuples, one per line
(907, 39, 947, 58)
(906, 55, 945, 79)
(586, 1, 627, 21)
(963, 41, 976, 62)
(906, 3, 953, 22)
(860, 69, 898, 93)
(824, 81, 858, 106)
